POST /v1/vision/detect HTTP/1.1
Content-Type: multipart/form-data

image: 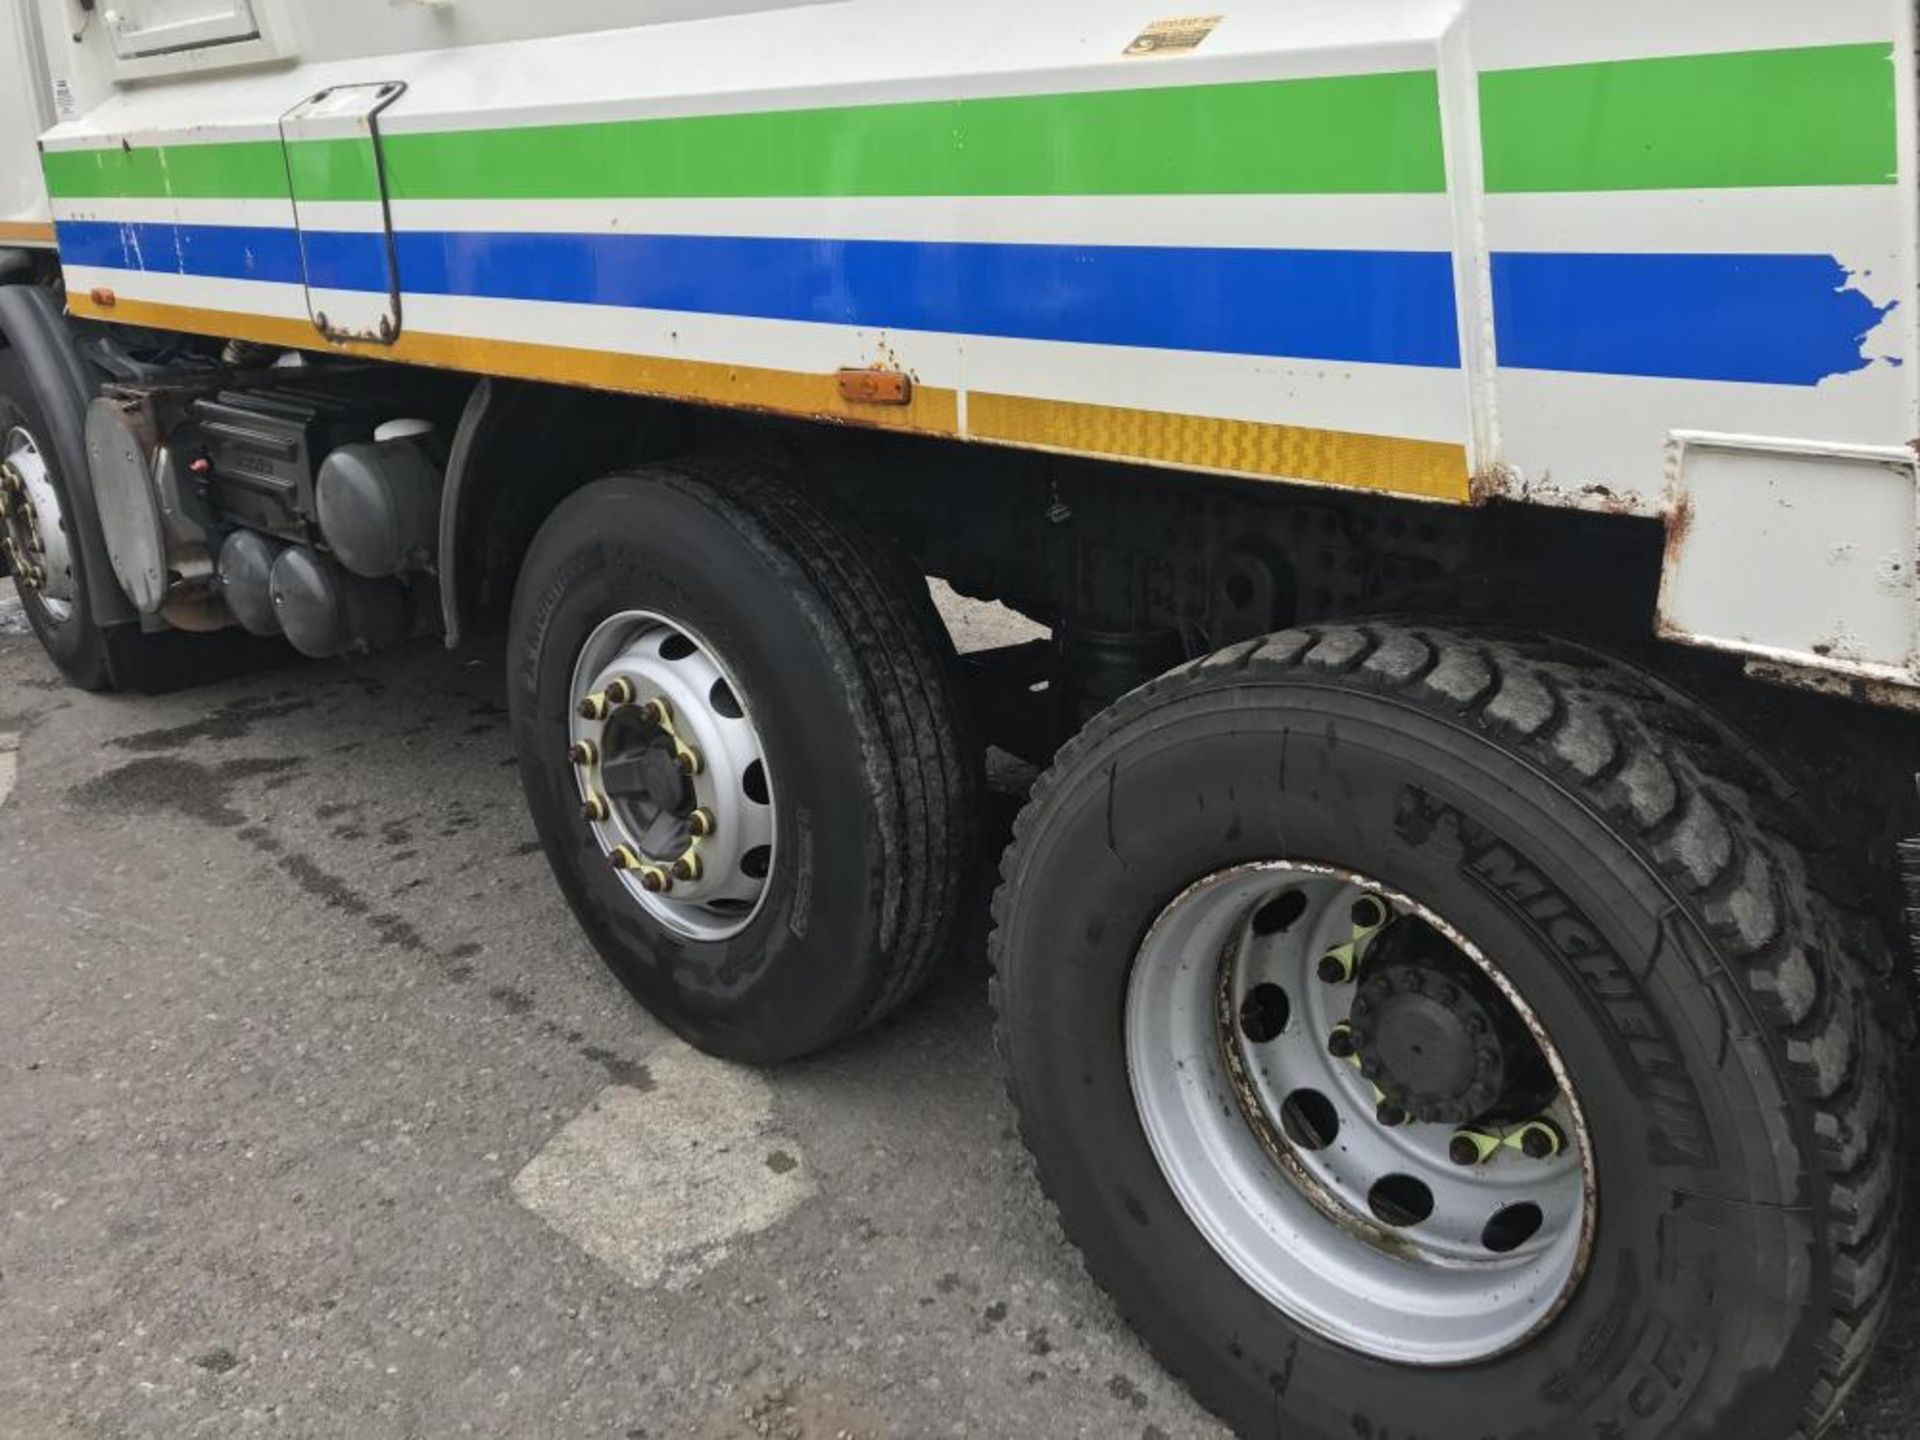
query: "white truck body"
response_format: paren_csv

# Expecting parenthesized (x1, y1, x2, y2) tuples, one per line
(3, 0, 1917, 692)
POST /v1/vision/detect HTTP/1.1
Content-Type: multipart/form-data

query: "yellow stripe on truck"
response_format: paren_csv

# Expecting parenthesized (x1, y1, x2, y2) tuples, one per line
(0, 220, 55, 246)
(67, 292, 961, 435)
(67, 292, 1467, 500)
(970, 392, 1470, 501)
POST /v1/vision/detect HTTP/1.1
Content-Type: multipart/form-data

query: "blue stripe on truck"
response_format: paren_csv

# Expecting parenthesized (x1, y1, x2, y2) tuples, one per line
(57, 219, 1463, 369)
(57, 223, 1902, 387)
(58, 219, 313, 286)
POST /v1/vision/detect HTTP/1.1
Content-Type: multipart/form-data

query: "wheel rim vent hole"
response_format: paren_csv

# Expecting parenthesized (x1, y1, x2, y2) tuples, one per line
(1251, 890, 1307, 936)
(659, 633, 697, 661)
(709, 679, 744, 719)
(1367, 1173, 1434, 1228)
(1481, 1202, 1544, 1254)
(741, 845, 772, 879)
(1238, 983, 1291, 1042)
(743, 760, 770, 805)
(1279, 1088, 1338, 1152)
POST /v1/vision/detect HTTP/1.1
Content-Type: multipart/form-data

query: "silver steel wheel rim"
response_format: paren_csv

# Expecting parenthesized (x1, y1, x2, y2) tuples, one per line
(1126, 863, 1595, 1366)
(567, 610, 776, 942)
(1, 425, 76, 621)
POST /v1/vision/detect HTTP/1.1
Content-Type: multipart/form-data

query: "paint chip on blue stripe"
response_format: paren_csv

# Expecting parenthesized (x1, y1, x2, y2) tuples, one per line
(1492, 251, 1896, 387)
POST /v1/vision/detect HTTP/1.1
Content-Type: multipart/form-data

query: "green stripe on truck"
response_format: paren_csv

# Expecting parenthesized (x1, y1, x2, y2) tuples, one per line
(377, 71, 1446, 199)
(43, 138, 301, 201)
(1480, 43, 1898, 193)
(44, 71, 1447, 202)
(42, 137, 380, 203)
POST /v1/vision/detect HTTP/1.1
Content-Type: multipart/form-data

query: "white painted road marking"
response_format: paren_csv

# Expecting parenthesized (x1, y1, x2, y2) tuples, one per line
(512, 1042, 814, 1291)
(0, 733, 16, 811)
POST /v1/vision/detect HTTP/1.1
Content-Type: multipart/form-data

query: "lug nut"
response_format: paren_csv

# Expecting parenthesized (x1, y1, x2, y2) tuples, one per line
(674, 743, 704, 777)
(578, 691, 612, 721)
(688, 807, 715, 838)
(641, 697, 672, 726)
(671, 849, 703, 883)
(1518, 1120, 1564, 1160)
(1326, 1024, 1356, 1059)
(1450, 1130, 1502, 1167)
(568, 739, 599, 767)
(610, 846, 673, 892)
(1317, 949, 1353, 985)
(1376, 1101, 1407, 1128)
(605, 677, 636, 706)
(581, 794, 610, 823)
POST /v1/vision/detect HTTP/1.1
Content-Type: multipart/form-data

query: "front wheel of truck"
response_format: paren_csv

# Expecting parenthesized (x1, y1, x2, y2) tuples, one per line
(510, 460, 981, 1064)
(0, 348, 115, 689)
(992, 624, 1901, 1439)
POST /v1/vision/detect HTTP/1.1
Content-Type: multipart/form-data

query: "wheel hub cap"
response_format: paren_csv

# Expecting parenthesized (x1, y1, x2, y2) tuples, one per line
(602, 710, 700, 845)
(1356, 973, 1489, 1116)
(1345, 927, 1548, 1127)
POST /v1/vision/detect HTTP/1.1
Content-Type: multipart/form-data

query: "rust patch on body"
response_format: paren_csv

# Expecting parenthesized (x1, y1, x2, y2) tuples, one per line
(835, 367, 913, 406)
(1477, 464, 1650, 516)
(1661, 491, 1696, 573)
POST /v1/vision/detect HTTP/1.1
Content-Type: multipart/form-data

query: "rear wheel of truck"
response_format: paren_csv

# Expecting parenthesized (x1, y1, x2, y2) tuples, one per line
(992, 624, 1900, 1439)
(510, 460, 981, 1063)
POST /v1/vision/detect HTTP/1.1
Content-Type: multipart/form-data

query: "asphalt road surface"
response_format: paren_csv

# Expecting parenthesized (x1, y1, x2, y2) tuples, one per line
(2, 576, 1918, 1440)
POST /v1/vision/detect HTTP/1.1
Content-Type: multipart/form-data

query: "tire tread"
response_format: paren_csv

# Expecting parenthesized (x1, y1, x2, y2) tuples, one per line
(649, 459, 981, 1031)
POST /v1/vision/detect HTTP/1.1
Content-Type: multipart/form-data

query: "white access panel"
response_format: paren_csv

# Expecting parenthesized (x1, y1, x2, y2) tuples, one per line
(1657, 435, 1920, 680)
(107, 0, 259, 57)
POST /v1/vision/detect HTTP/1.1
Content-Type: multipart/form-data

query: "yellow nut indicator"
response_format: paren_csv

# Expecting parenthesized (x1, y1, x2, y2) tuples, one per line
(0, 440, 70, 601)
(1315, 892, 1392, 985)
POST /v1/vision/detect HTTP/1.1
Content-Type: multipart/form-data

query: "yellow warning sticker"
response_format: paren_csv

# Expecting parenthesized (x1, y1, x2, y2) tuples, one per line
(1124, 15, 1224, 57)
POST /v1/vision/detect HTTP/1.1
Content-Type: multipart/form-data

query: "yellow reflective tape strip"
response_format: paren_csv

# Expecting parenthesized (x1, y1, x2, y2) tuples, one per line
(64, 293, 962, 435)
(970, 391, 1470, 501)
(64, 293, 1467, 500)
(0, 221, 56, 246)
